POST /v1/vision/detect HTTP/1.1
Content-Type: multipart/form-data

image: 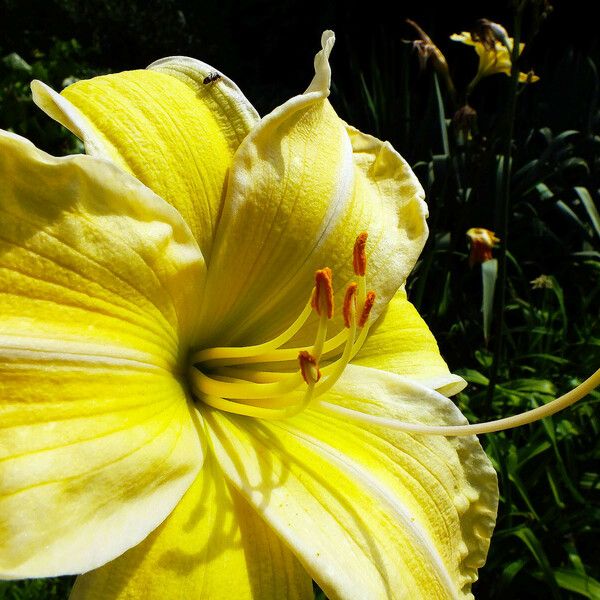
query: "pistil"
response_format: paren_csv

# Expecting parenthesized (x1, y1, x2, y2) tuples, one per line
(316, 368, 600, 436)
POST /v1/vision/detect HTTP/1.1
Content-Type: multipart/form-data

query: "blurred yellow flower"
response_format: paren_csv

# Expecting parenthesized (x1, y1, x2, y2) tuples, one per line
(530, 274, 554, 289)
(0, 32, 499, 599)
(451, 29, 539, 93)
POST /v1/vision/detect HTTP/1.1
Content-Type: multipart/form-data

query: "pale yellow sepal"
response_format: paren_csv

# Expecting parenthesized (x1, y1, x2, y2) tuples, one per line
(353, 287, 466, 396)
(0, 130, 205, 577)
(196, 33, 427, 348)
(71, 451, 312, 600)
(205, 365, 497, 599)
(32, 62, 259, 259)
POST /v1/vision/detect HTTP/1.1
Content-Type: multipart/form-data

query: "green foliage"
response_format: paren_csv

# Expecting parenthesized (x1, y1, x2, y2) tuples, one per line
(0, 38, 100, 153)
(0, 578, 74, 600)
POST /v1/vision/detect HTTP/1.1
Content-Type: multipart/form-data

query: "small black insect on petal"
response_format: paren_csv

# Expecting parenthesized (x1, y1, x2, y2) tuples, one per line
(203, 72, 222, 85)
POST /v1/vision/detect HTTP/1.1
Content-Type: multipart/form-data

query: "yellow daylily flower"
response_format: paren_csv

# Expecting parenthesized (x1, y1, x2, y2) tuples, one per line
(451, 29, 540, 93)
(0, 31, 500, 599)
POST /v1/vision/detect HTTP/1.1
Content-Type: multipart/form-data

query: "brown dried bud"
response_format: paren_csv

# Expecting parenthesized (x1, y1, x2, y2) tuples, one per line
(466, 228, 500, 267)
(453, 104, 478, 137)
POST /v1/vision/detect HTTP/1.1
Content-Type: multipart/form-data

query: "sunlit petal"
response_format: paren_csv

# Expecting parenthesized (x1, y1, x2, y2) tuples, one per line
(205, 365, 497, 599)
(353, 287, 466, 395)
(70, 452, 312, 600)
(197, 32, 427, 347)
(0, 131, 205, 577)
(32, 59, 259, 258)
(451, 32, 538, 84)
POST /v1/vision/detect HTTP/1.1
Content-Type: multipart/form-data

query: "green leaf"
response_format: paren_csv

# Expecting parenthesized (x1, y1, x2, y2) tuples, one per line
(574, 186, 600, 239)
(534, 182, 555, 201)
(432, 73, 449, 156)
(481, 258, 498, 344)
(457, 368, 490, 386)
(554, 568, 600, 599)
(2, 52, 32, 72)
(555, 200, 593, 238)
(501, 527, 562, 599)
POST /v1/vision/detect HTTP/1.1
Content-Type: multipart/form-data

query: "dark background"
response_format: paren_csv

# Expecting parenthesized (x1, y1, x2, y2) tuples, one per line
(1, 0, 597, 116)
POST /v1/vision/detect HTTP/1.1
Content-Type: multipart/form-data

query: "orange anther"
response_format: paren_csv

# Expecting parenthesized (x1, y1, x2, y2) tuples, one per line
(343, 282, 358, 328)
(353, 232, 368, 276)
(298, 350, 321, 385)
(358, 291, 376, 328)
(311, 267, 334, 319)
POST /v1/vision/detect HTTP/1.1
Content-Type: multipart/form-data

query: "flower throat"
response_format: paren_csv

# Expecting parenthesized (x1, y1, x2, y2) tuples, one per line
(188, 232, 376, 420)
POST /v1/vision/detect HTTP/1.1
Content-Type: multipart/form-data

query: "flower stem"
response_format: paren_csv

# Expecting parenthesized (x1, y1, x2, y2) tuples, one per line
(485, 3, 526, 416)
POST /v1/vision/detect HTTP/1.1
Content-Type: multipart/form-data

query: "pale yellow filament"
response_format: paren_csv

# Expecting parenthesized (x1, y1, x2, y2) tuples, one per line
(189, 368, 303, 400)
(191, 300, 313, 364)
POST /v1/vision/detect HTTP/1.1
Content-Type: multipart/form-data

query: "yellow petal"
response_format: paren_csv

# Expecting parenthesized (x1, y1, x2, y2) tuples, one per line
(0, 131, 205, 577)
(197, 31, 427, 347)
(71, 451, 312, 600)
(31, 58, 259, 258)
(451, 32, 537, 83)
(353, 287, 466, 396)
(518, 71, 540, 83)
(450, 32, 477, 46)
(205, 365, 497, 599)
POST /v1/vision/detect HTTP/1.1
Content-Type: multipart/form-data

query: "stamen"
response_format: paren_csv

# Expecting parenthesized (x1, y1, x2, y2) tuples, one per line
(315, 294, 358, 398)
(353, 232, 368, 276)
(311, 268, 334, 361)
(202, 395, 300, 419)
(353, 232, 368, 306)
(358, 291, 376, 328)
(191, 300, 313, 364)
(285, 353, 322, 419)
(299, 350, 321, 384)
(311, 267, 334, 319)
(316, 367, 600, 436)
(206, 328, 350, 367)
(189, 367, 303, 400)
(189, 242, 376, 421)
(216, 367, 290, 383)
(311, 311, 329, 362)
(343, 283, 358, 328)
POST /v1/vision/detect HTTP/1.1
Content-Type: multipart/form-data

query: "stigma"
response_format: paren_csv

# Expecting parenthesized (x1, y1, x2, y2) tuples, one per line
(188, 232, 375, 419)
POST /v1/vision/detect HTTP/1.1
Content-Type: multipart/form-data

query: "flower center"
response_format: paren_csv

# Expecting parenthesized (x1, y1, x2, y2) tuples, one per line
(188, 232, 376, 419)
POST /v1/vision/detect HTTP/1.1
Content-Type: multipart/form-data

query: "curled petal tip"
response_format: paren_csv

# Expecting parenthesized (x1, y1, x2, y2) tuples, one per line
(321, 30, 336, 52)
(305, 30, 336, 96)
